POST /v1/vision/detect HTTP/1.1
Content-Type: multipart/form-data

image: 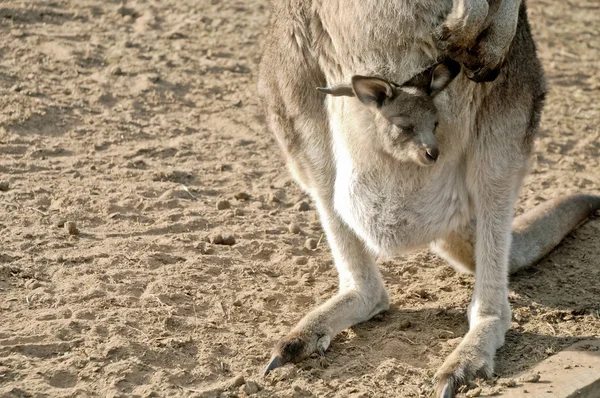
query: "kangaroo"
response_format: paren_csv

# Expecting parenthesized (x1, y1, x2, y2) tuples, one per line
(257, 1, 600, 396)
(317, 59, 461, 167)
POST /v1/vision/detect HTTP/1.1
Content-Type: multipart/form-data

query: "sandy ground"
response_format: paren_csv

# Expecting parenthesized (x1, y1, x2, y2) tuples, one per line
(0, 0, 599, 397)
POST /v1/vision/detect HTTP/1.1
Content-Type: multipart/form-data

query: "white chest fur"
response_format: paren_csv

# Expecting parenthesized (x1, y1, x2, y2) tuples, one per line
(328, 90, 475, 256)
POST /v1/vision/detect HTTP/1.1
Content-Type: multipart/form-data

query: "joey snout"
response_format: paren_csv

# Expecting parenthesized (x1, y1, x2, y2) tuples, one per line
(411, 133, 439, 166)
(414, 145, 439, 166)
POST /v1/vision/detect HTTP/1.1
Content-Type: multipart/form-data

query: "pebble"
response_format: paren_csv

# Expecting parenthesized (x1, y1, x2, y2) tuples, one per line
(221, 235, 236, 246)
(228, 374, 245, 388)
(158, 189, 175, 201)
(195, 242, 214, 255)
(309, 221, 322, 230)
(295, 256, 308, 265)
(216, 164, 232, 172)
(518, 374, 540, 383)
(147, 73, 160, 83)
(288, 223, 301, 234)
(249, 201, 263, 210)
(398, 319, 412, 330)
(301, 273, 315, 285)
(25, 279, 41, 290)
(242, 381, 260, 395)
(465, 388, 482, 398)
(296, 201, 310, 211)
(234, 208, 244, 216)
(65, 221, 79, 235)
(409, 287, 429, 299)
(235, 192, 250, 200)
(210, 233, 224, 245)
(216, 200, 231, 210)
(304, 238, 318, 250)
(272, 365, 296, 381)
(268, 193, 280, 203)
(0, 181, 9, 192)
(499, 379, 517, 388)
(110, 66, 124, 76)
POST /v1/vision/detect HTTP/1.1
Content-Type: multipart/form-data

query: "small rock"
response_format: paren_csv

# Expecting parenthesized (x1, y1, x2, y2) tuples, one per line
(216, 200, 231, 210)
(25, 279, 41, 290)
(271, 365, 297, 381)
(296, 201, 310, 211)
(147, 73, 160, 83)
(288, 223, 301, 234)
(0, 181, 10, 191)
(234, 208, 244, 216)
(242, 381, 260, 395)
(36, 313, 57, 321)
(398, 319, 412, 330)
(221, 235, 236, 246)
(466, 388, 482, 398)
(110, 66, 124, 76)
(409, 287, 429, 299)
(210, 233, 224, 245)
(228, 374, 245, 388)
(235, 192, 250, 200)
(304, 238, 318, 250)
(158, 189, 175, 201)
(309, 223, 322, 232)
(519, 374, 540, 383)
(195, 242, 214, 255)
(301, 273, 314, 285)
(295, 256, 308, 265)
(499, 379, 517, 388)
(249, 201, 263, 210)
(216, 164, 232, 172)
(65, 221, 79, 235)
(268, 193, 280, 203)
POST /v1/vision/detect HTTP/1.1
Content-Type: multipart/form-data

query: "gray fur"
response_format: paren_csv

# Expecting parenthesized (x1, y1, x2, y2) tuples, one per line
(257, 1, 599, 396)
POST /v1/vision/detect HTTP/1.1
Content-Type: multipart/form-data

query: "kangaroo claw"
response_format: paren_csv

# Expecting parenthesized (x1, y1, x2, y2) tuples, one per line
(440, 382, 454, 398)
(264, 355, 284, 376)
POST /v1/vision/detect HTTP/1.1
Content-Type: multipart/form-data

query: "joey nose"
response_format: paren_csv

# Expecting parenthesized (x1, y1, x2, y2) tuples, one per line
(426, 147, 439, 162)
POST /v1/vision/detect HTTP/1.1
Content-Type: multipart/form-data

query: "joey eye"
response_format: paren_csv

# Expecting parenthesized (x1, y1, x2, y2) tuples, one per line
(434, 122, 439, 129)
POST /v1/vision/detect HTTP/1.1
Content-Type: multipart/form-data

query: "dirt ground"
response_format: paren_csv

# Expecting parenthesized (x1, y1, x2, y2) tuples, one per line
(0, 0, 598, 397)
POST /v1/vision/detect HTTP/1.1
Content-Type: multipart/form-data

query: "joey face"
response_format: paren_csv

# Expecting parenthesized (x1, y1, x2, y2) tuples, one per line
(378, 90, 440, 166)
(318, 59, 460, 166)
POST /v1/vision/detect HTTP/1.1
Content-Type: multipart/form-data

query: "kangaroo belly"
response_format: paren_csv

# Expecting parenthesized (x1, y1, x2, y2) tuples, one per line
(334, 153, 472, 255)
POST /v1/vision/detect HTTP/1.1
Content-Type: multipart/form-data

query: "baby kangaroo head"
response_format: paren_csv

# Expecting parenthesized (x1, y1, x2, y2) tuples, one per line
(318, 59, 460, 166)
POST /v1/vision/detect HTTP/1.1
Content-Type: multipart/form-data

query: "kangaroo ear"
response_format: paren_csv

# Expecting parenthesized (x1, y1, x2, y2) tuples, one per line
(429, 59, 461, 97)
(317, 85, 355, 97)
(351, 75, 395, 107)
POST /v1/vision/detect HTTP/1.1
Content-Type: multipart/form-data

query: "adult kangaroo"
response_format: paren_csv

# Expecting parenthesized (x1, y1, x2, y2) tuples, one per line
(257, 0, 600, 396)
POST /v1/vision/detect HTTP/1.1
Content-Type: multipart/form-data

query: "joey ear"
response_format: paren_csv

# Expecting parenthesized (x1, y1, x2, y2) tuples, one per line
(350, 75, 395, 107)
(429, 59, 461, 97)
(316, 85, 355, 97)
